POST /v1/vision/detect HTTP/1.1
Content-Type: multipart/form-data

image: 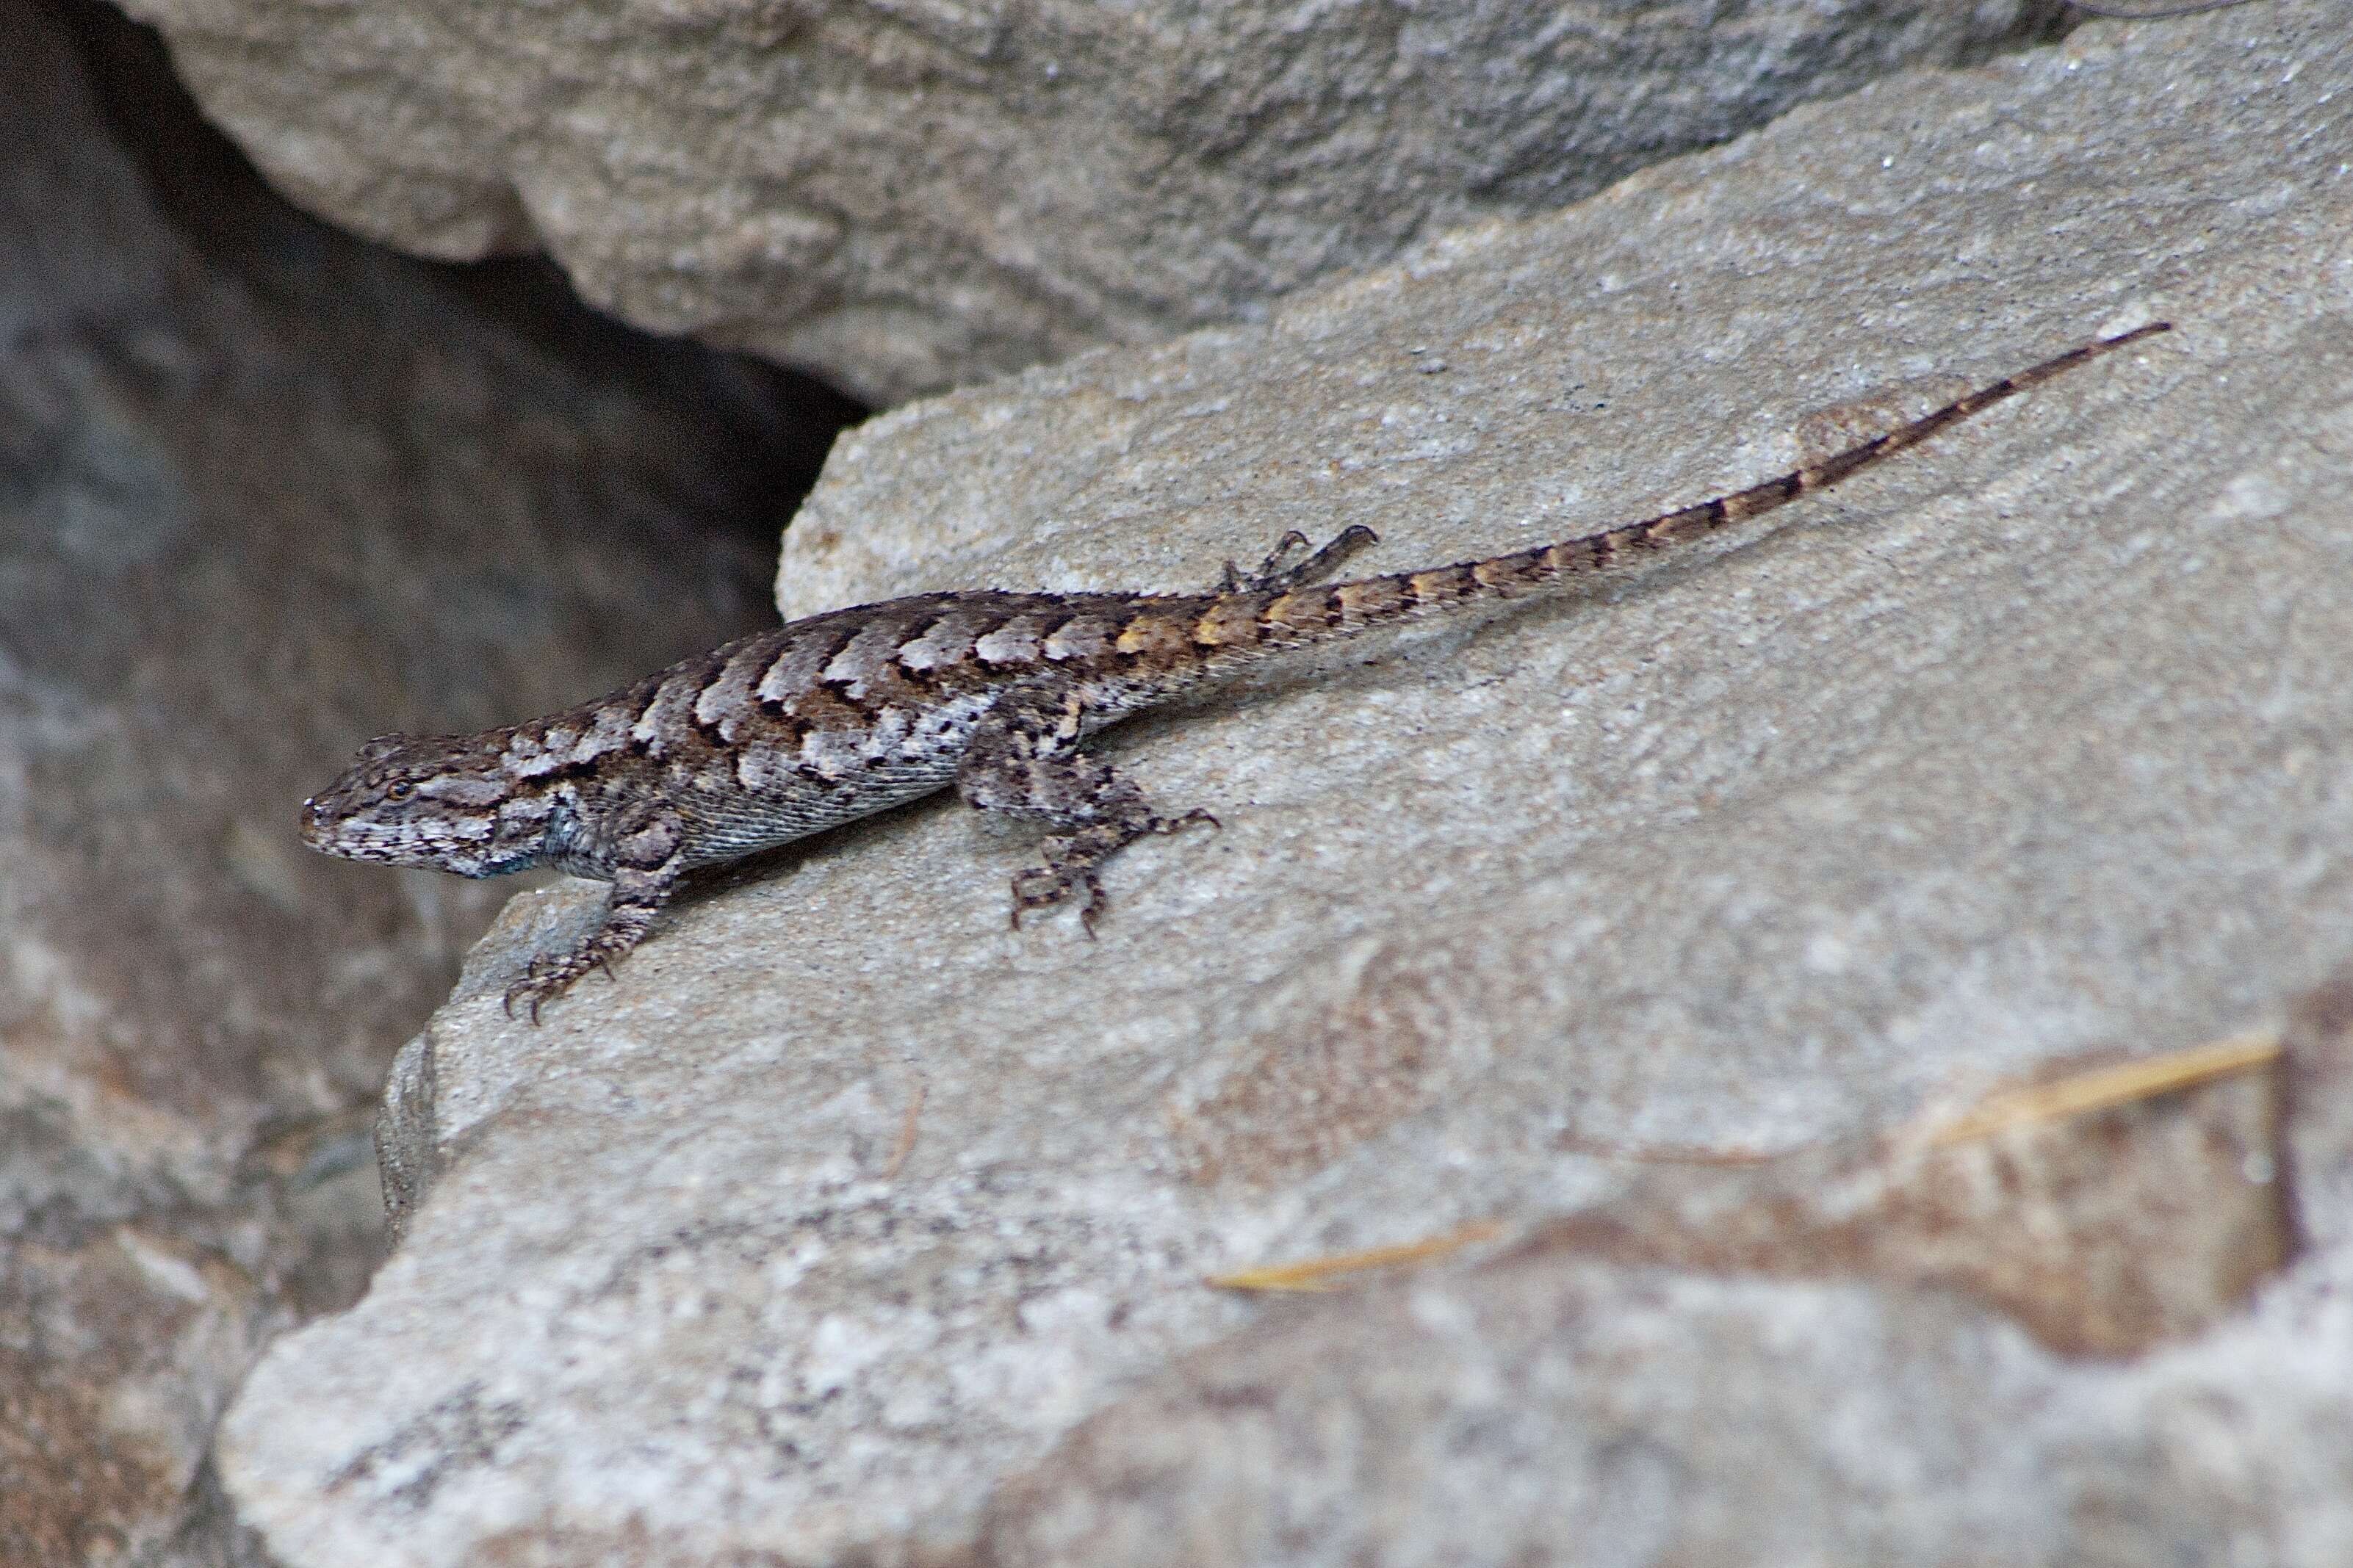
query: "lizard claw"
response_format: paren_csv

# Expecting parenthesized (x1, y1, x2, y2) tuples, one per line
(502, 975, 547, 1022)
(502, 956, 573, 1024)
(1010, 861, 1106, 932)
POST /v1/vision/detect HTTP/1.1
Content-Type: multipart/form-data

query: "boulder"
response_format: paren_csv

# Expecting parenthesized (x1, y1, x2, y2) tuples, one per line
(115, 0, 2069, 402)
(220, 6, 2353, 1565)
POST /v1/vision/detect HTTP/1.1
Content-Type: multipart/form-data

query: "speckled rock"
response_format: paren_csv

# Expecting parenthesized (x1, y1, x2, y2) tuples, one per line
(113, 0, 2067, 402)
(223, 6, 2353, 1566)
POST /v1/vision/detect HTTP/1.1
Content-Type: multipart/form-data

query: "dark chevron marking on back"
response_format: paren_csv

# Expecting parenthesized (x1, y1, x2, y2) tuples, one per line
(300, 324, 2172, 1017)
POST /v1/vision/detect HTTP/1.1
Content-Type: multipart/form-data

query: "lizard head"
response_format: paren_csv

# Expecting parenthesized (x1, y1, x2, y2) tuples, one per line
(300, 731, 546, 878)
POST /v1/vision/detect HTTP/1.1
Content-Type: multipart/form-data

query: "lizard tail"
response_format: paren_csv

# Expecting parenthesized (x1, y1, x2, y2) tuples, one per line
(1195, 322, 2170, 654)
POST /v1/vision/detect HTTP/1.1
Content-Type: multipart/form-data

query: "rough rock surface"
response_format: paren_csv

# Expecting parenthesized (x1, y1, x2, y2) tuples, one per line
(113, 0, 2069, 402)
(981, 991, 2353, 1567)
(0, 2, 851, 1562)
(225, 6, 2353, 1566)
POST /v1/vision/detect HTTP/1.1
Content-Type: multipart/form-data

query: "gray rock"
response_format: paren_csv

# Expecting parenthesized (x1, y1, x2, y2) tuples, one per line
(222, 6, 2353, 1566)
(0, 1, 840, 1560)
(112, 0, 2068, 402)
(2, 1218, 279, 1568)
(981, 1007, 2343, 1565)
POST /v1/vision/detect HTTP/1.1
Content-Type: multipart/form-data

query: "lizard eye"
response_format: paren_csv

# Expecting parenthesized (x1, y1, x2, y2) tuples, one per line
(387, 781, 415, 801)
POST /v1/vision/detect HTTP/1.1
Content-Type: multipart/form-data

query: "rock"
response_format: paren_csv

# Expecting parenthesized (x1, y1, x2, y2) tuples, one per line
(110, 0, 2069, 402)
(1530, 1038, 2293, 1361)
(981, 986, 2353, 1567)
(0, 1, 851, 1560)
(220, 6, 2353, 1566)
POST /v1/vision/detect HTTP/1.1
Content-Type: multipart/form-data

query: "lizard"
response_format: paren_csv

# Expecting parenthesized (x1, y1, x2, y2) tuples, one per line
(300, 322, 2170, 1019)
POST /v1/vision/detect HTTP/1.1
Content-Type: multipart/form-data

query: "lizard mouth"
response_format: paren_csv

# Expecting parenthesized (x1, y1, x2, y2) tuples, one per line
(296, 797, 402, 862)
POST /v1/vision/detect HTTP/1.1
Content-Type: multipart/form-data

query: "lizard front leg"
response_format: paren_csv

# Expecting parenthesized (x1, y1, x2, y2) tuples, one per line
(505, 804, 685, 1021)
(956, 682, 1215, 932)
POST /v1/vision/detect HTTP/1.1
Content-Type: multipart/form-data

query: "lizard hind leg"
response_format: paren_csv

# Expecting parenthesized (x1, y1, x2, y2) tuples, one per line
(1217, 524, 1380, 593)
(956, 684, 1217, 932)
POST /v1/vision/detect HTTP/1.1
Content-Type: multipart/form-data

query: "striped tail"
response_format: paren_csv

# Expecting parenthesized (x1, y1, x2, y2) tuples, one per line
(1221, 322, 2171, 648)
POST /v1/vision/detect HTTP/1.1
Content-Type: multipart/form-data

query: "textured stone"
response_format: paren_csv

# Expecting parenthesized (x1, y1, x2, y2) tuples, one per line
(1531, 1041, 2291, 1360)
(225, 6, 2353, 1566)
(1, 1224, 272, 1568)
(114, 0, 2068, 402)
(0, 1, 850, 1561)
(979, 983, 2353, 1567)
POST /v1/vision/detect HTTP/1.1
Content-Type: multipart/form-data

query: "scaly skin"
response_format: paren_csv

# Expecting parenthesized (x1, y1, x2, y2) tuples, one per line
(300, 324, 2172, 1018)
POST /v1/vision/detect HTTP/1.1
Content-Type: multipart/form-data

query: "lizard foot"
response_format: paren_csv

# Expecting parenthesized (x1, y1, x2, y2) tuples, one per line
(1217, 524, 1380, 593)
(501, 936, 630, 1022)
(502, 959, 583, 1024)
(1006, 810, 1219, 933)
(1009, 861, 1105, 933)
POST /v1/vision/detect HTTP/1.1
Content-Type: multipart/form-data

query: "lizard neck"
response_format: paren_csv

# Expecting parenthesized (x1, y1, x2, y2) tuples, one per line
(457, 777, 570, 879)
